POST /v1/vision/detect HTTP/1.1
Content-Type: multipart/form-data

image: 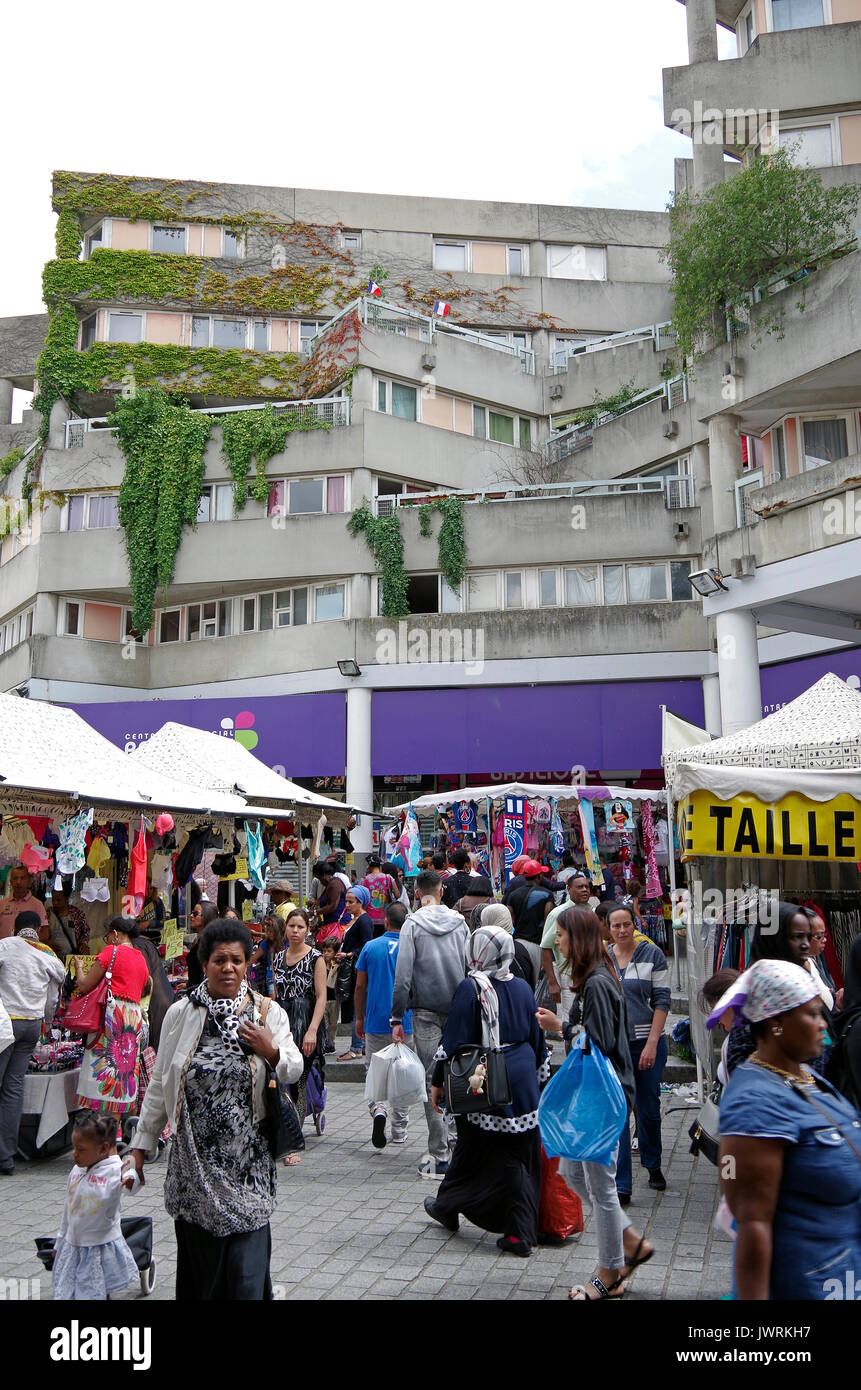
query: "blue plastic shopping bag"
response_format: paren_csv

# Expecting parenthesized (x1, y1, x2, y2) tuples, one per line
(538, 1033, 627, 1165)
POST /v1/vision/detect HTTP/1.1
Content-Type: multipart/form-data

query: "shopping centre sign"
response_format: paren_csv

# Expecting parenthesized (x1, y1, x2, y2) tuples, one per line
(678, 791, 861, 861)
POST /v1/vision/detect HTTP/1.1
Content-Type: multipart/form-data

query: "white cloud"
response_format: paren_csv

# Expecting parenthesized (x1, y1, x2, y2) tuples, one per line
(0, 0, 734, 318)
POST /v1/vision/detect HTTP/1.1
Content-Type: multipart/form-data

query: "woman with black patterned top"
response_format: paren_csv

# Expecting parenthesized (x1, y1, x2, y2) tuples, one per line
(271, 909, 327, 1157)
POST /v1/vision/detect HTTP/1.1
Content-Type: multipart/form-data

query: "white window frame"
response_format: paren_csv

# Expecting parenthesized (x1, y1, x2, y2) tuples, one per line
(156, 608, 183, 645)
(375, 377, 419, 421)
(798, 411, 855, 470)
(79, 313, 98, 350)
(314, 582, 347, 623)
(776, 115, 841, 167)
(188, 315, 251, 350)
(504, 570, 524, 610)
(340, 231, 362, 250)
(546, 244, 608, 281)
(471, 404, 532, 448)
(737, 1, 756, 53)
(196, 487, 213, 523)
(107, 310, 144, 344)
(185, 599, 232, 641)
(150, 223, 189, 255)
(563, 565, 601, 607)
(60, 493, 119, 531)
(59, 600, 82, 637)
(765, 0, 830, 33)
(432, 240, 528, 274)
(83, 221, 107, 259)
(433, 241, 468, 272)
(221, 227, 245, 259)
(466, 572, 500, 613)
(123, 610, 149, 644)
(267, 476, 349, 518)
(1, 607, 34, 653)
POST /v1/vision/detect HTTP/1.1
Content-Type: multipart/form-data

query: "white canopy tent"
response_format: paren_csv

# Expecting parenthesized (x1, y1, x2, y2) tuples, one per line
(665, 673, 861, 802)
(131, 721, 363, 826)
(389, 781, 666, 815)
(0, 693, 249, 823)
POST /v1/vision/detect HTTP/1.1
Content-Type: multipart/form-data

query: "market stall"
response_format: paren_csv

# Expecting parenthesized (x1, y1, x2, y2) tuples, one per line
(664, 672, 861, 1083)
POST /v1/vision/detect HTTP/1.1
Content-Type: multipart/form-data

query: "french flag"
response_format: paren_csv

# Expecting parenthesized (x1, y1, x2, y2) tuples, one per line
(433, 299, 451, 317)
(367, 279, 382, 298)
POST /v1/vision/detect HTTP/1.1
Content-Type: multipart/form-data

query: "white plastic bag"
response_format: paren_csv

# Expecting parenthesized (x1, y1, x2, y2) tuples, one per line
(363, 1042, 427, 1106)
(0, 999, 13, 1057)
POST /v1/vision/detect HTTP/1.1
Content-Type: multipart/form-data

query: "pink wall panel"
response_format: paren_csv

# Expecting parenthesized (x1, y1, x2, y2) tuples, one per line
(145, 313, 182, 345)
(832, 0, 861, 23)
(203, 226, 222, 257)
(453, 398, 472, 435)
(83, 604, 122, 642)
(420, 391, 454, 430)
(784, 417, 800, 477)
(839, 113, 861, 164)
(110, 220, 149, 251)
(471, 243, 507, 274)
(269, 320, 290, 351)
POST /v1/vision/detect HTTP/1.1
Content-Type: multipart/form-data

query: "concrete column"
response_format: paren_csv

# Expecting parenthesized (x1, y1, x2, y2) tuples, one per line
(685, 0, 727, 193)
(715, 609, 762, 735)
(708, 413, 742, 535)
(48, 398, 70, 451)
(0, 379, 13, 426)
(702, 672, 723, 736)
(345, 684, 374, 859)
(350, 572, 372, 621)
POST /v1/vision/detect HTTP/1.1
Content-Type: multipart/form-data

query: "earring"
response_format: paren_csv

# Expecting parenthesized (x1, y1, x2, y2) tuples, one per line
(772, 1024, 783, 1037)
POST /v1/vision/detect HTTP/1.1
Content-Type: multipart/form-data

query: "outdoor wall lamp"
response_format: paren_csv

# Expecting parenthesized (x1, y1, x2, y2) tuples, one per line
(338, 659, 362, 677)
(688, 567, 729, 597)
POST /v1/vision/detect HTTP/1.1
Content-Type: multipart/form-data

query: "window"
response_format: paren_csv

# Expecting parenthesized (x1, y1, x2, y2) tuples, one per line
(626, 563, 668, 602)
(565, 567, 598, 605)
(66, 496, 86, 531)
(293, 588, 308, 625)
(539, 570, 559, 606)
(124, 611, 148, 642)
(603, 565, 625, 605)
(87, 494, 119, 529)
(267, 476, 345, 517)
(377, 380, 387, 412)
(519, 418, 532, 451)
(489, 412, 514, 446)
(186, 600, 231, 640)
(505, 572, 523, 609)
(778, 123, 834, 166)
(191, 315, 210, 348)
(547, 245, 607, 281)
(802, 418, 849, 469)
(433, 243, 467, 271)
(252, 321, 269, 352)
(507, 246, 523, 275)
(472, 405, 530, 447)
(259, 593, 274, 629)
(64, 602, 80, 636)
(196, 488, 212, 523)
(242, 597, 256, 632)
(391, 382, 417, 421)
(300, 322, 320, 351)
(108, 313, 142, 344)
(159, 610, 181, 643)
(223, 229, 243, 258)
(152, 225, 186, 254)
(214, 485, 234, 521)
(275, 590, 293, 628)
(770, 0, 825, 31)
(472, 404, 486, 440)
(288, 479, 325, 514)
(341, 232, 362, 250)
(771, 425, 786, 481)
(440, 578, 462, 613)
(670, 561, 693, 601)
(212, 318, 247, 349)
(85, 223, 104, 258)
(80, 315, 98, 350)
(467, 573, 497, 612)
(315, 584, 345, 621)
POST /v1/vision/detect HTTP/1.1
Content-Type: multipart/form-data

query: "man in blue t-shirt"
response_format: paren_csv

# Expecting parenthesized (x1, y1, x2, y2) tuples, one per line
(355, 901, 416, 1150)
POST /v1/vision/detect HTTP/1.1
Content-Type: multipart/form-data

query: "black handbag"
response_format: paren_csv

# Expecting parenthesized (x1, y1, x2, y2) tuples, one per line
(336, 956, 356, 1002)
(444, 1044, 512, 1115)
(258, 998, 305, 1159)
(688, 1079, 722, 1165)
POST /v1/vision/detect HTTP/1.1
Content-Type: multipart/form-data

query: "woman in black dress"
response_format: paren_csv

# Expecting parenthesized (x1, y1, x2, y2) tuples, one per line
(271, 909, 327, 1161)
(425, 922, 550, 1256)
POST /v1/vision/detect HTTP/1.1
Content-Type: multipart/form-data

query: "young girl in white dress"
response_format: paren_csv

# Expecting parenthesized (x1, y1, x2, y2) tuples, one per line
(52, 1112, 140, 1300)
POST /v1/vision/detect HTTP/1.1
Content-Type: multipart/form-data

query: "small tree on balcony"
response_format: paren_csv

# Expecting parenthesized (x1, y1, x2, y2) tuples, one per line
(662, 147, 859, 360)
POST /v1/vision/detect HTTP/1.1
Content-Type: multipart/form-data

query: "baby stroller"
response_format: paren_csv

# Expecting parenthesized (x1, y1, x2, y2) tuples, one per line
(305, 1062, 327, 1136)
(35, 1215, 157, 1297)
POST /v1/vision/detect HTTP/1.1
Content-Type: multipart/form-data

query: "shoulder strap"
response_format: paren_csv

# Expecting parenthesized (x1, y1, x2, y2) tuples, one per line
(259, 996, 270, 1026)
(791, 1079, 861, 1166)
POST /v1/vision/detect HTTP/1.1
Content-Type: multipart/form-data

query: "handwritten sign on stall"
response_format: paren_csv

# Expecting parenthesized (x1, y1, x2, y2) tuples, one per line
(160, 918, 184, 961)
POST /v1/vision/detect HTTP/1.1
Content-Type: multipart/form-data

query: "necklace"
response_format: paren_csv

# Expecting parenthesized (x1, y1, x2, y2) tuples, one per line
(750, 1055, 814, 1085)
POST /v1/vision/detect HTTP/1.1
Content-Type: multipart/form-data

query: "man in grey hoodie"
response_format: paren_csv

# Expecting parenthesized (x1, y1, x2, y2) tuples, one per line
(390, 869, 469, 1178)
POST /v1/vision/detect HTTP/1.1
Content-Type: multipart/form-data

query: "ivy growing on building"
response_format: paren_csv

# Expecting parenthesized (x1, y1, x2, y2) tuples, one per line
(347, 503, 409, 618)
(417, 497, 467, 592)
(661, 147, 860, 359)
(110, 388, 212, 634)
(220, 405, 331, 511)
(566, 379, 640, 428)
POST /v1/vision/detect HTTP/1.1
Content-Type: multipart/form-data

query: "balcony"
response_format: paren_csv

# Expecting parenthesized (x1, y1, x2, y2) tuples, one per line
(548, 321, 676, 374)
(547, 375, 690, 465)
(308, 296, 536, 374)
(376, 472, 697, 518)
(64, 396, 351, 449)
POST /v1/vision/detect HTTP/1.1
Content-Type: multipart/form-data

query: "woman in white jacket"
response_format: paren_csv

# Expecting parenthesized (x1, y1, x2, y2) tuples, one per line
(127, 919, 303, 1300)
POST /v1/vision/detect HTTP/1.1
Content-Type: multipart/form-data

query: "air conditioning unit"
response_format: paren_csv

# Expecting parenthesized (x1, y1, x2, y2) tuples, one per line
(549, 384, 563, 400)
(663, 420, 679, 438)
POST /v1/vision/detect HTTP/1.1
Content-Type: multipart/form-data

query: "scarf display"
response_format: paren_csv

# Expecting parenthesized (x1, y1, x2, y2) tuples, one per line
(641, 799, 662, 900)
(190, 979, 249, 1055)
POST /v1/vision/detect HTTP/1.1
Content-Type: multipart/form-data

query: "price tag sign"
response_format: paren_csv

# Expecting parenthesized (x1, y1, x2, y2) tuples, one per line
(67, 955, 96, 979)
(241, 901, 254, 922)
(161, 918, 184, 960)
(226, 858, 250, 881)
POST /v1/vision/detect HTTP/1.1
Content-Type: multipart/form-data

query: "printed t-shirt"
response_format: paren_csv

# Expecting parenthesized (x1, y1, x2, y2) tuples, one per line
(356, 931, 413, 1034)
(97, 944, 150, 1001)
(0, 892, 48, 939)
(362, 872, 396, 925)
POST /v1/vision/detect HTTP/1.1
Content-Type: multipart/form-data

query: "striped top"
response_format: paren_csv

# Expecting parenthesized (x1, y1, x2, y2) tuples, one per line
(608, 939, 671, 1041)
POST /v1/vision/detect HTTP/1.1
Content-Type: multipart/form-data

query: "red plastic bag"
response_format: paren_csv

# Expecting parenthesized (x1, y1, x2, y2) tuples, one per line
(538, 1146, 584, 1240)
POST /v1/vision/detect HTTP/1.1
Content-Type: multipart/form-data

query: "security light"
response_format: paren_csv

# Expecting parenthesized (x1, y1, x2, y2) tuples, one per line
(687, 568, 729, 597)
(338, 659, 361, 677)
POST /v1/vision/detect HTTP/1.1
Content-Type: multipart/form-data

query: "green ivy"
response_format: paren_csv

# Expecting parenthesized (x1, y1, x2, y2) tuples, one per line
(0, 446, 29, 481)
(55, 208, 82, 261)
(110, 388, 211, 634)
(220, 405, 331, 511)
(567, 379, 640, 428)
(417, 496, 466, 591)
(347, 502, 409, 617)
(52, 172, 213, 224)
(661, 148, 860, 359)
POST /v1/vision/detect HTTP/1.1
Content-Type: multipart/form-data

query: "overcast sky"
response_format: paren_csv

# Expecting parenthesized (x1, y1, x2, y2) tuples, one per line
(1, 1, 736, 322)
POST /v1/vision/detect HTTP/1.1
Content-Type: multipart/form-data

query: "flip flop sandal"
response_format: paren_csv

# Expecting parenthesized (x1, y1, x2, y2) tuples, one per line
(283, 1153, 303, 1166)
(624, 1237, 655, 1271)
(569, 1276, 625, 1301)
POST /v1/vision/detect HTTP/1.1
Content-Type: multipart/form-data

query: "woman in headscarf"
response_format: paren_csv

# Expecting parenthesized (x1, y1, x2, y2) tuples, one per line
(333, 885, 374, 1060)
(424, 922, 550, 1257)
(470, 902, 536, 987)
(712, 958, 861, 1300)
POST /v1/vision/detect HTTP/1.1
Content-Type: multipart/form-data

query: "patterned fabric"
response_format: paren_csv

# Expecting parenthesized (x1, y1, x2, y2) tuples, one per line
(53, 1238, 138, 1300)
(163, 1000, 275, 1236)
(467, 925, 515, 1048)
(188, 979, 249, 1056)
(75, 997, 143, 1117)
(707, 959, 820, 1030)
(55, 808, 94, 876)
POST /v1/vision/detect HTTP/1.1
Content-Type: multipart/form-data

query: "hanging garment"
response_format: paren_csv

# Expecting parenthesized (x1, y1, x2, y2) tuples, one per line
(86, 836, 111, 874)
(549, 798, 565, 859)
(55, 809, 94, 876)
(20, 842, 54, 874)
(174, 827, 209, 886)
(641, 800, 663, 900)
(128, 818, 149, 907)
(244, 820, 267, 891)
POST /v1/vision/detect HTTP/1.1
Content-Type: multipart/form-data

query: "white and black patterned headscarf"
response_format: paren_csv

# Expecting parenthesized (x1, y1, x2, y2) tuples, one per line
(190, 979, 249, 1055)
(467, 923, 515, 1049)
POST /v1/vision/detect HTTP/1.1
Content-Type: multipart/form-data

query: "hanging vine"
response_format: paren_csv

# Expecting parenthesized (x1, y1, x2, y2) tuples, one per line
(418, 496, 467, 592)
(110, 388, 212, 634)
(347, 502, 409, 617)
(220, 406, 332, 511)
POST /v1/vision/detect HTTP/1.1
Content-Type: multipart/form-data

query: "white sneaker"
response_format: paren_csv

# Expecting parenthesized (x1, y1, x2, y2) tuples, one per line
(417, 1157, 449, 1179)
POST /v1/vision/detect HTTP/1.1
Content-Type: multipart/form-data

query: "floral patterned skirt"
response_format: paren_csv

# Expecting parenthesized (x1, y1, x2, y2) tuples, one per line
(75, 996, 143, 1117)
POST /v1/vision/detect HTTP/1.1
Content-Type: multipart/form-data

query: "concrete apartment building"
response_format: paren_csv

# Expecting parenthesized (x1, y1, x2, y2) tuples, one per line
(0, 0, 859, 847)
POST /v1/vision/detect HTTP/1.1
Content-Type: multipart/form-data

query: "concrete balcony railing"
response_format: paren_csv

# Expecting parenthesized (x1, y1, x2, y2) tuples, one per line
(751, 450, 861, 520)
(308, 297, 537, 373)
(547, 375, 689, 465)
(64, 396, 351, 449)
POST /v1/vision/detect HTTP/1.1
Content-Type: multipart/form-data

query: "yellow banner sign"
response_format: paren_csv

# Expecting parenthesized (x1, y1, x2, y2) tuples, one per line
(160, 918, 184, 961)
(679, 791, 861, 862)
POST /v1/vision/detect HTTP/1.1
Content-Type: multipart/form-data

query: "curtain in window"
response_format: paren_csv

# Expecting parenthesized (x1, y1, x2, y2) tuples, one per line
(603, 565, 625, 605)
(565, 567, 598, 605)
(627, 564, 667, 601)
(267, 482, 285, 518)
(802, 418, 847, 469)
(489, 412, 514, 445)
(327, 476, 346, 513)
(391, 384, 416, 420)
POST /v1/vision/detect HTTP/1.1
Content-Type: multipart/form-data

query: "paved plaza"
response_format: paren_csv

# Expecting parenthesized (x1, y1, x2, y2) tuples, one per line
(0, 1079, 734, 1302)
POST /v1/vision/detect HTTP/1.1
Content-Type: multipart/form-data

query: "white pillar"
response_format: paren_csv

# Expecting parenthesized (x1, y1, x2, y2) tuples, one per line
(709, 414, 742, 535)
(715, 609, 762, 735)
(702, 673, 723, 736)
(345, 685, 374, 858)
(685, 0, 726, 193)
(0, 379, 13, 426)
